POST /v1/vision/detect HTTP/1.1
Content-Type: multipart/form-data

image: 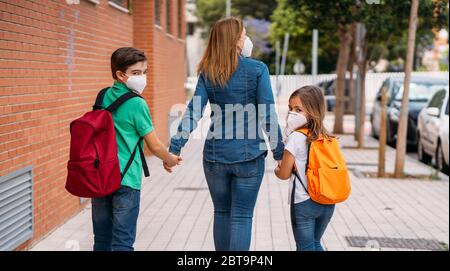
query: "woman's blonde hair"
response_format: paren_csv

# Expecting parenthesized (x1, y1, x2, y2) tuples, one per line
(197, 17, 243, 87)
(289, 85, 333, 142)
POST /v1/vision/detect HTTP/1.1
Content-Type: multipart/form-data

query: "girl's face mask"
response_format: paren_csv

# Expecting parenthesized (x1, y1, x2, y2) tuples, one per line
(284, 111, 308, 138)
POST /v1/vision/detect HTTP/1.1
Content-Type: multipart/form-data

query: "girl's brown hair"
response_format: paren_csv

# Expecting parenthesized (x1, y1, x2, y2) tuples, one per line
(197, 17, 243, 87)
(289, 85, 333, 142)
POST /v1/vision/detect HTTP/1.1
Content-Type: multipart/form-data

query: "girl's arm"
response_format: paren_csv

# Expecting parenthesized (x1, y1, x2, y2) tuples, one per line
(274, 149, 296, 180)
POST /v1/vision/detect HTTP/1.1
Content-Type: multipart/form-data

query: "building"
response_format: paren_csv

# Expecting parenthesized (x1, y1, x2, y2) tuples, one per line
(185, 0, 204, 77)
(0, 0, 186, 250)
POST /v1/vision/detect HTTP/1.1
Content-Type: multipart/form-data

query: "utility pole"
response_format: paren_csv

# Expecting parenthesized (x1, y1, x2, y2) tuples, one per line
(280, 33, 290, 76)
(226, 0, 231, 17)
(312, 29, 318, 84)
(378, 86, 388, 177)
(354, 22, 366, 146)
(275, 41, 281, 97)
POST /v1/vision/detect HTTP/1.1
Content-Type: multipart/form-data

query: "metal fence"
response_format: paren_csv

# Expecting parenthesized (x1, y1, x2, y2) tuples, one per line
(185, 71, 449, 114)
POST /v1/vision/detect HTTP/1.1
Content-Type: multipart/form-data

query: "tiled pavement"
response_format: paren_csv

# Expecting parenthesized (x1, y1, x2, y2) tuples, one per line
(31, 110, 449, 251)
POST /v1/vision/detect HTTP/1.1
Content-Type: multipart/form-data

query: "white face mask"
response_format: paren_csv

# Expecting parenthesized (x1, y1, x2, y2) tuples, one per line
(284, 111, 308, 138)
(241, 36, 253, 57)
(125, 74, 147, 94)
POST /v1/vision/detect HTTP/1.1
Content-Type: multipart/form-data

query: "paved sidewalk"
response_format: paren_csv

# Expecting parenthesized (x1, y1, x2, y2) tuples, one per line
(31, 111, 449, 251)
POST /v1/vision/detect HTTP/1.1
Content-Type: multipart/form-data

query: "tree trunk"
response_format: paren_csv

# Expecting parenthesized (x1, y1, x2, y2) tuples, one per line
(394, 0, 419, 178)
(333, 24, 353, 134)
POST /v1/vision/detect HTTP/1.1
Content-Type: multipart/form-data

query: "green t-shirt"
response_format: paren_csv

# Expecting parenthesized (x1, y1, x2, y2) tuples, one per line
(102, 81, 154, 190)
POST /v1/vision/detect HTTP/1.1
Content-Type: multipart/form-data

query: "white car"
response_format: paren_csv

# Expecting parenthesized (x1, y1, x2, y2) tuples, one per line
(417, 86, 449, 173)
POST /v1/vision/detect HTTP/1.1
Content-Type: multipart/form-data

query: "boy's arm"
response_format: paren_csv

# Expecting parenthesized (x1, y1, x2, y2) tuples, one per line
(274, 150, 295, 180)
(144, 130, 181, 167)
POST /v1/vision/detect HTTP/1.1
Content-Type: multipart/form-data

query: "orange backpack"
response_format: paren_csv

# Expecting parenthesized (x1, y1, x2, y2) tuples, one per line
(293, 128, 351, 205)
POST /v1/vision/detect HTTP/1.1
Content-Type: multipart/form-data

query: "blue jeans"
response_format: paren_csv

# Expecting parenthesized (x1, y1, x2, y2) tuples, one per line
(91, 185, 140, 251)
(291, 199, 335, 251)
(203, 154, 265, 251)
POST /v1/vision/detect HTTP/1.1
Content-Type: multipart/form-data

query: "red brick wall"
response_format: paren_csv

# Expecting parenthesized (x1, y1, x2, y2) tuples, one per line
(0, 0, 186, 250)
(151, 0, 186, 145)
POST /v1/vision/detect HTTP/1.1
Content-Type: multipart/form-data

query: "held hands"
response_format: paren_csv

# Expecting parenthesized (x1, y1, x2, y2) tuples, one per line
(163, 153, 182, 173)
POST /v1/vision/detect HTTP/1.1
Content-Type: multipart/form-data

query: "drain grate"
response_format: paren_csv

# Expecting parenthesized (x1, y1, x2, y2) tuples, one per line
(345, 236, 447, 251)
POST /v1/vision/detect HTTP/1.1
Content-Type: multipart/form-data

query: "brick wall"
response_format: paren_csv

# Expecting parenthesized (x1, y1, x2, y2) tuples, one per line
(150, 0, 186, 146)
(0, 0, 186, 250)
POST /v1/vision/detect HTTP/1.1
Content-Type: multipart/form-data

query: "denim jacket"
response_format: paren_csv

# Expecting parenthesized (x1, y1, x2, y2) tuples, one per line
(169, 56, 284, 163)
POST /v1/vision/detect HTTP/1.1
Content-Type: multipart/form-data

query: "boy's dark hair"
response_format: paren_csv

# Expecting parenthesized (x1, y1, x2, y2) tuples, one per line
(111, 47, 147, 79)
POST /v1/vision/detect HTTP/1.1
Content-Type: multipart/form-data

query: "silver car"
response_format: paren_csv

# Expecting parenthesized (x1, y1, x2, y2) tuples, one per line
(417, 86, 449, 173)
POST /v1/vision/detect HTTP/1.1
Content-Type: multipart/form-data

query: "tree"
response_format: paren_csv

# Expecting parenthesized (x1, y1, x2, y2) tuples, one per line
(196, 0, 277, 34)
(392, 0, 450, 177)
(282, 0, 358, 134)
(394, 0, 419, 178)
(270, 0, 447, 157)
(196, 0, 278, 68)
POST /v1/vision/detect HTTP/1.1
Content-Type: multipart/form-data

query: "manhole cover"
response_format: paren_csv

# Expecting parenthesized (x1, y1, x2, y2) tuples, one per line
(345, 236, 447, 251)
(173, 187, 208, 191)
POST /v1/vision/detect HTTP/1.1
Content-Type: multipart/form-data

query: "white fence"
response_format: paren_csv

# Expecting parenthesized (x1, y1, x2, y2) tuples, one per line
(185, 71, 449, 114)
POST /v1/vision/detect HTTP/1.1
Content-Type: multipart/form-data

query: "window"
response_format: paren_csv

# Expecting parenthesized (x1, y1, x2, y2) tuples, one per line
(428, 89, 446, 112)
(187, 22, 195, 36)
(394, 83, 447, 102)
(154, 0, 161, 26)
(177, 0, 183, 38)
(108, 0, 129, 13)
(166, 0, 172, 34)
(110, 0, 126, 5)
(445, 100, 449, 115)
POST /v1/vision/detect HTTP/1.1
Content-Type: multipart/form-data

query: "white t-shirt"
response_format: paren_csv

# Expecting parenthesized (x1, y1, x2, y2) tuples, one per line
(284, 131, 310, 204)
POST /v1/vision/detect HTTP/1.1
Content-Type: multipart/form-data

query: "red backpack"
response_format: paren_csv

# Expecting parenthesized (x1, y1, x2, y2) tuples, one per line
(66, 87, 150, 198)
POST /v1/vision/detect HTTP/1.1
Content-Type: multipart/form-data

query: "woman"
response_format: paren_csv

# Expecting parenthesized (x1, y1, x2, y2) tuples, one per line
(168, 17, 284, 251)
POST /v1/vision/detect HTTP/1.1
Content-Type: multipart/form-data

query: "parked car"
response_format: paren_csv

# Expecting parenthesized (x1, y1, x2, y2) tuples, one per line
(370, 76, 448, 147)
(417, 86, 449, 173)
(317, 78, 352, 113)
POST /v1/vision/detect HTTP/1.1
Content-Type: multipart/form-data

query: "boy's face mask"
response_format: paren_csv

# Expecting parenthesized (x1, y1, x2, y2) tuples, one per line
(124, 74, 147, 94)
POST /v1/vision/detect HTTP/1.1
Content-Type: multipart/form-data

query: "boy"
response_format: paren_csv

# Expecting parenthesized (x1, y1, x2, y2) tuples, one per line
(92, 47, 181, 251)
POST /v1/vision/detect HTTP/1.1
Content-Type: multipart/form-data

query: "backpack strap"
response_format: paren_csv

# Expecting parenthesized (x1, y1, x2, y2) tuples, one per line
(93, 87, 143, 112)
(138, 139, 150, 177)
(93, 87, 110, 110)
(106, 91, 141, 112)
(121, 137, 150, 179)
(290, 138, 311, 226)
(296, 127, 309, 136)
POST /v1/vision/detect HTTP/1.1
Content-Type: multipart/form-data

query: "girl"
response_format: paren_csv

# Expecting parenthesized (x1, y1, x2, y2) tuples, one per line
(274, 85, 335, 251)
